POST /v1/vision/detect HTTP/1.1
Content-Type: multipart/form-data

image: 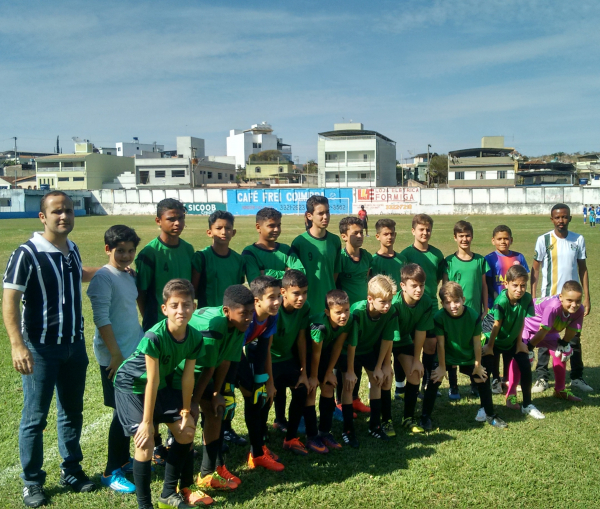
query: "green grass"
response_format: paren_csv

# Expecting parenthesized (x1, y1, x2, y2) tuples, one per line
(1, 213, 600, 508)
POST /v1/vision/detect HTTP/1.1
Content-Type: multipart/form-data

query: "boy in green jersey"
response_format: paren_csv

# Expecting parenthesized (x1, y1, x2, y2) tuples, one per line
(291, 195, 341, 315)
(305, 290, 354, 453)
(114, 279, 214, 509)
(481, 266, 543, 419)
(271, 270, 311, 456)
(136, 199, 194, 333)
(399, 214, 445, 398)
(422, 282, 507, 430)
(242, 207, 304, 283)
(371, 218, 407, 289)
(337, 216, 372, 305)
(340, 275, 398, 443)
(444, 220, 490, 400)
(391, 264, 434, 433)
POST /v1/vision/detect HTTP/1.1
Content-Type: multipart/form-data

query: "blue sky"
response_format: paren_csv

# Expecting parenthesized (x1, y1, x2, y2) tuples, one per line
(2, 0, 599, 162)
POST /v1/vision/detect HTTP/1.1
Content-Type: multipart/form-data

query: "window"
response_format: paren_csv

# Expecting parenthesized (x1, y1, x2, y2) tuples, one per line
(58, 177, 69, 182)
(363, 154, 368, 161)
(172, 170, 185, 178)
(136, 147, 139, 150)
(218, 173, 222, 180)
(73, 177, 84, 182)
(118, 147, 122, 152)
(477, 171, 485, 180)
(0, 198, 11, 207)
(455, 171, 465, 180)
(207, 172, 213, 179)
(498, 171, 507, 179)
(106, 151, 112, 155)
(155, 170, 166, 178)
(325, 153, 338, 161)
(253, 143, 262, 149)
(230, 174, 234, 181)
(72, 200, 81, 207)
(360, 173, 367, 179)
(278, 166, 284, 173)
(139, 171, 149, 184)
(255, 167, 261, 173)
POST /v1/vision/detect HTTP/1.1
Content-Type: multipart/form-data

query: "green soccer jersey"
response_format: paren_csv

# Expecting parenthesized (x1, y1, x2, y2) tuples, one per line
(400, 244, 445, 306)
(348, 300, 399, 355)
(337, 248, 373, 305)
(114, 319, 212, 395)
(272, 303, 311, 363)
(370, 251, 407, 290)
(192, 247, 246, 308)
(309, 311, 354, 350)
(135, 237, 195, 332)
(392, 292, 435, 347)
(291, 231, 342, 314)
(433, 306, 482, 366)
(445, 253, 490, 314)
(241, 243, 305, 283)
(484, 290, 535, 351)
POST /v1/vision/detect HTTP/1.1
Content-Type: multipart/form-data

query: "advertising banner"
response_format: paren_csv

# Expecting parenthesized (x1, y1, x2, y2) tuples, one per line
(353, 187, 420, 214)
(184, 202, 226, 215)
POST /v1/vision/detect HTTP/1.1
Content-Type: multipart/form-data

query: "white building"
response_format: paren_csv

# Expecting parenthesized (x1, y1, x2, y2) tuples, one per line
(226, 122, 292, 169)
(116, 140, 164, 157)
(317, 123, 397, 188)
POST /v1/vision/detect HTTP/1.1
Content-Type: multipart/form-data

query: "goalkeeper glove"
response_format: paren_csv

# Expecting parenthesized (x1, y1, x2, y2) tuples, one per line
(222, 383, 236, 421)
(554, 340, 573, 363)
(252, 373, 269, 408)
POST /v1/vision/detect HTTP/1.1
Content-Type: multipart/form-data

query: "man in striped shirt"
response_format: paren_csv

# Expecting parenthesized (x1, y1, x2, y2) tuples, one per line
(530, 203, 592, 394)
(3, 191, 98, 508)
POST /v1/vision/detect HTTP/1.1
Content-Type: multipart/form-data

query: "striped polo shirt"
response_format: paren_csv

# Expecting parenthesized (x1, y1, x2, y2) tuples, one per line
(3, 232, 84, 344)
(533, 230, 586, 297)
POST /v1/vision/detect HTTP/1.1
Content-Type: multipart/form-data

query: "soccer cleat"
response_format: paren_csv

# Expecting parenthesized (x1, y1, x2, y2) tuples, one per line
(101, 468, 136, 494)
(342, 431, 360, 448)
(223, 429, 247, 446)
(382, 420, 396, 437)
(59, 470, 96, 493)
(120, 457, 134, 474)
(196, 472, 238, 491)
(470, 383, 479, 398)
(401, 417, 424, 433)
(448, 386, 461, 401)
(283, 437, 309, 456)
(485, 415, 508, 429)
(333, 405, 343, 421)
(319, 432, 342, 450)
(306, 435, 329, 454)
(531, 379, 549, 394)
(23, 485, 47, 508)
(273, 420, 288, 434)
(157, 491, 195, 508)
(153, 444, 168, 466)
(178, 486, 214, 506)
(352, 398, 371, 413)
(368, 425, 390, 440)
(216, 465, 241, 486)
(247, 452, 285, 471)
(571, 378, 594, 392)
(554, 389, 582, 402)
(262, 445, 280, 462)
(491, 379, 503, 394)
(297, 416, 306, 435)
(505, 395, 520, 410)
(420, 415, 433, 431)
(475, 407, 486, 422)
(521, 404, 545, 420)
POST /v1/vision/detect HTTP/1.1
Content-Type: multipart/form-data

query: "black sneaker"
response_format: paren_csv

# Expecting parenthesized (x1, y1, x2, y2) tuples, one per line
(23, 485, 47, 508)
(486, 414, 508, 429)
(221, 439, 230, 453)
(223, 429, 247, 446)
(342, 430, 359, 449)
(59, 470, 96, 493)
(157, 491, 195, 508)
(368, 425, 390, 441)
(420, 415, 433, 432)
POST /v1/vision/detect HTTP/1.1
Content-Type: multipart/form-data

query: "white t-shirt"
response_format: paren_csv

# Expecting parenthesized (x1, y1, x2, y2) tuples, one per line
(534, 230, 586, 297)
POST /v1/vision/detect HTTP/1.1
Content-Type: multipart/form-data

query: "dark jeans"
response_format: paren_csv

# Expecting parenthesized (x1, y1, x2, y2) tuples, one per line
(19, 340, 89, 486)
(535, 332, 583, 382)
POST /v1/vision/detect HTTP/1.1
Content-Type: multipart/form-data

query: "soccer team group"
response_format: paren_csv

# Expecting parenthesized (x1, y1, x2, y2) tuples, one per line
(9, 194, 593, 509)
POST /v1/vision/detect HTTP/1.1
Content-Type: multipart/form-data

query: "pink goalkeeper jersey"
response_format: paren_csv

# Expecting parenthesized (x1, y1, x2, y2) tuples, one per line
(522, 295, 584, 341)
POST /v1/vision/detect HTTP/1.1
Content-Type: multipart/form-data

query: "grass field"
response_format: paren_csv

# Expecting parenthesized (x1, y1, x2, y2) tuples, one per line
(1, 213, 600, 508)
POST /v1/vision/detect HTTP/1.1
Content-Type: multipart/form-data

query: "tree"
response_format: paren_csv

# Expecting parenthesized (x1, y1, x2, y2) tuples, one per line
(248, 150, 282, 162)
(305, 159, 318, 174)
(428, 154, 448, 186)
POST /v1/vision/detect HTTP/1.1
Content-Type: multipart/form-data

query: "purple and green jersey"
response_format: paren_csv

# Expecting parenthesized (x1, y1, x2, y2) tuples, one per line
(522, 295, 584, 347)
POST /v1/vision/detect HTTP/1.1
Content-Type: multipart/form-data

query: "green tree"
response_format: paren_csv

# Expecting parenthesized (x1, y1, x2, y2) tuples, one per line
(248, 150, 282, 162)
(305, 159, 318, 174)
(428, 154, 448, 185)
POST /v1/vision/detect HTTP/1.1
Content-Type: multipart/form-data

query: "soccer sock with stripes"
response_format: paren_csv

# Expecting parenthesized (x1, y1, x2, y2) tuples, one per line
(369, 398, 382, 430)
(161, 439, 190, 498)
(404, 382, 420, 420)
(200, 440, 219, 478)
(286, 384, 307, 440)
(318, 396, 335, 434)
(303, 405, 318, 439)
(381, 389, 392, 422)
(133, 459, 152, 508)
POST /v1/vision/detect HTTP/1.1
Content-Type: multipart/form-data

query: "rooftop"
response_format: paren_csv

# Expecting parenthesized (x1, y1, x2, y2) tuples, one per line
(448, 147, 515, 158)
(318, 129, 395, 144)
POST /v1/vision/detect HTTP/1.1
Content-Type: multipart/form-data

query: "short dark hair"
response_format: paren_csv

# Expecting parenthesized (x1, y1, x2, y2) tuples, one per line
(104, 225, 141, 250)
(157, 198, 185, 219)
(505, 265, 528, 283)
(223, 284, 254, 308)
(40, 191, 72, 214)
(162, 278, 194, 303)
(250, 275, 281, 299)
(401, 263, 426, 284)
(256, 207, 282, 223)
(412, 214, 433, 229)
(281, 269, 308, 289)
(562, 280, 583, 294)
(375, 218, 396, 233)
(551, 203, 570, 215)
(454, 220, 473, 236)
(339, 216, 363, 234)
(325, 289, 349, 309)
(208, 210, 234, 228)
(492, 225, 512, 238)
(306, 195, 328, 214)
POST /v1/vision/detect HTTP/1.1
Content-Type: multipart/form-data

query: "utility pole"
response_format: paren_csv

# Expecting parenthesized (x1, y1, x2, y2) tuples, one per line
(13, 137, 17, 189)
(427, 144, 431, 187)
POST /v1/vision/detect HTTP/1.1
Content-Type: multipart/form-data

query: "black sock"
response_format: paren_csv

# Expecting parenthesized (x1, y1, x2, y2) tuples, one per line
(353, 368, 362, 400)
(515, 352, 533, 407)
(342, 404, 354, 433)
(201, 440, 219, 478)
(335, 369, 343, 402)
(222, 418, 232, 433)
(304, 405, 318, 439)
(394, 357, 406, 386)
(274, 386, 287, 424)
(404, 382, 420, 420)
(260, 401, 271, 439)
(105, 410, 131, 475)
(215, 426, 225, 468)
(244, 396, 264, 457)
(179, 447, 194, 490)
(161, 439, 190, 498)
(369, 398, 382, 429)
(422, 353, 435, 389)
(286, 385, 307, 440)
(318, 396, 335, 434)
(479, 356, 495, 416)
(381, 389, 392, 422)
(448, 366, 458, 388)
(421, 381, 441, 418)
(133, 459, 152, 508)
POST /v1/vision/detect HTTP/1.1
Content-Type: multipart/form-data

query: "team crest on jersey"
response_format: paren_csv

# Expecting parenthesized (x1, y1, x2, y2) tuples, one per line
(570, 244, 577, 251)
(512, 260, 521, 266)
